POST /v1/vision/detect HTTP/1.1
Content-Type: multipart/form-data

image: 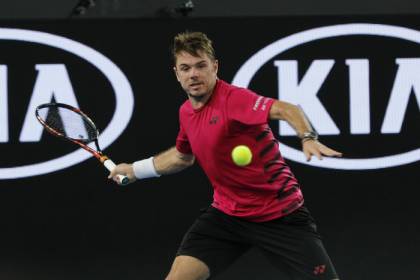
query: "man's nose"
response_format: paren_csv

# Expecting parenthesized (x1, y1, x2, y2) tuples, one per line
(189, 66, 199, 78)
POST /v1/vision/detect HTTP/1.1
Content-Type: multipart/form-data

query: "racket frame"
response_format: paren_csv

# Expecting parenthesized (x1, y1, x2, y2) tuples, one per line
(35, 102, 128, 185)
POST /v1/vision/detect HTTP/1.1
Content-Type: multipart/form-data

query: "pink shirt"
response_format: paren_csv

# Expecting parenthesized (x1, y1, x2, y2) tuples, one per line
(176, 80, 303, 222)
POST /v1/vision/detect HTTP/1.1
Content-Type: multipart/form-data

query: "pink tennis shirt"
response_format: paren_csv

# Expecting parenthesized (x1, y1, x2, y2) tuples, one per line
(176, 79, 303, 222)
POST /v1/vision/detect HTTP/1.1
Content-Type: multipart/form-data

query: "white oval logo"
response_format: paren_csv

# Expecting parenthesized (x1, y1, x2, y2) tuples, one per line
(0, 28, 134, 179)
(232, 23, 420, 170)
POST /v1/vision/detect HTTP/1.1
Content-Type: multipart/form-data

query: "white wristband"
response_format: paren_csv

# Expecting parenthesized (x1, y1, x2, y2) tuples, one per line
(132, 157, 161, 179)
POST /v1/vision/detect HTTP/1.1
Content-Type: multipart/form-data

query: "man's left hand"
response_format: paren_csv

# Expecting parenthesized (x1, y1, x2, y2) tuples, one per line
(302, 140, 342, 161)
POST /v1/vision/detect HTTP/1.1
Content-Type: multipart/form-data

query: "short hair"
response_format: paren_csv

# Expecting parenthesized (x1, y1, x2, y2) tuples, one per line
(172, 31, 216, 64)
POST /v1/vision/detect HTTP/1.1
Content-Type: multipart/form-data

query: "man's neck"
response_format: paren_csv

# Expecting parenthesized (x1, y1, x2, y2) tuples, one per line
(189, 92, 212, 110)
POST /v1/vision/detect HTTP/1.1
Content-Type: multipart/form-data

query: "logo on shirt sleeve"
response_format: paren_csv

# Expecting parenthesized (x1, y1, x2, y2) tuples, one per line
(253, 96, 269, 111)
(253, 96, 264, 111)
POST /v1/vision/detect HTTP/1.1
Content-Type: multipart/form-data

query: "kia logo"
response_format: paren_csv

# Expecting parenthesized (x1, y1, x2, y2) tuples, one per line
(232, 23, 420, 170)
(0, 28, 134, 179)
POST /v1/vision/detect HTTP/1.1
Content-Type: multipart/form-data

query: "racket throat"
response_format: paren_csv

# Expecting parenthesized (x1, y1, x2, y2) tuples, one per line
(99, 154, 109, 163)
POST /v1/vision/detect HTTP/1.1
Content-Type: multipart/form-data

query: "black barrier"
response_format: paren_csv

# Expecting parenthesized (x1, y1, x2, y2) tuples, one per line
(0, 16, 419, 279)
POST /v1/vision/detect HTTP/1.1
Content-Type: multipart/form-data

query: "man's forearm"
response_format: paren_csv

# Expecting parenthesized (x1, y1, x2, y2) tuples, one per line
(270, 100, 314, 138)
(153, 146, 195, 175)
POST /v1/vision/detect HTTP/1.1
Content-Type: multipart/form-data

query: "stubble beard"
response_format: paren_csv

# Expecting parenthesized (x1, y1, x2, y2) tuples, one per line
(185, 78, 216, 103)
(187, 91, 207, 102)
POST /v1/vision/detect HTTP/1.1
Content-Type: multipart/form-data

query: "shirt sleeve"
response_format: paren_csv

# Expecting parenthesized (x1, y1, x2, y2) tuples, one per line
(227, 88, 275, 125)
(175, 123, 192, 155)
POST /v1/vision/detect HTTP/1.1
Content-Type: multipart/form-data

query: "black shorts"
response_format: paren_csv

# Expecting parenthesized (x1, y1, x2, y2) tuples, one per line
(177, 205, 339, 279)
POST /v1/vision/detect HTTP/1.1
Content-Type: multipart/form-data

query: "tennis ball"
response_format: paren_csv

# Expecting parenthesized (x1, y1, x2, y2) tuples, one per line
(231, 145, 252, 166)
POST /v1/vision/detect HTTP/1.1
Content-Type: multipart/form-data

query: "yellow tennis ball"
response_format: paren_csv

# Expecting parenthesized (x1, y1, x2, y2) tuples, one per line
(231, 145, 252, 166)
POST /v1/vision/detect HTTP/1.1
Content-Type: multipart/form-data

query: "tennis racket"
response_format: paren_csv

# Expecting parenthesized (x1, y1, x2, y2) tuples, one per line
(35, 102, 129, 185)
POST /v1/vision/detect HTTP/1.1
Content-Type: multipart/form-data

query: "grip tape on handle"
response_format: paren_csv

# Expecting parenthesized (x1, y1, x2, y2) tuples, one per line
(103, 159, 129, 185)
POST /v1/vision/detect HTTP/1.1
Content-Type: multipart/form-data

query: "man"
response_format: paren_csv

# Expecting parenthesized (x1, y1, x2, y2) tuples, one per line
(109, 31, 342, 280)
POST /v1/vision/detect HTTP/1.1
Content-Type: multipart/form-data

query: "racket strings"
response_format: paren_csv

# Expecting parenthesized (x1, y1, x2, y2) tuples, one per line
(38, 106, 97, 141)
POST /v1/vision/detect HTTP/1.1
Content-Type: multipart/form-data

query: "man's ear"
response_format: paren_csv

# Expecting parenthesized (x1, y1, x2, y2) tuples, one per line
(173, 66, 180, 82)
(214, 60, 219, 74)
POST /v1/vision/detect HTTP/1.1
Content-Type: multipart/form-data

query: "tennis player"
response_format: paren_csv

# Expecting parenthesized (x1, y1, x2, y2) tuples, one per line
(109, 31, 342, 280)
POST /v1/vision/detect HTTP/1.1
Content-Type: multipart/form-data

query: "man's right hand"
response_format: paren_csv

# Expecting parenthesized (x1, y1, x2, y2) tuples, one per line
(108, 163, 137, 185)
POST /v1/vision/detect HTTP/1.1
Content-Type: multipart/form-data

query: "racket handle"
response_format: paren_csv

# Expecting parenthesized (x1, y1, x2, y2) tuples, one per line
(103, 159, 129, 185)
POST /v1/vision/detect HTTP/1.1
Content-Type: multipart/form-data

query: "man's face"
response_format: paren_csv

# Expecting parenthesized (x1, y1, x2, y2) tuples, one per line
(174, 51, 218, 100)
